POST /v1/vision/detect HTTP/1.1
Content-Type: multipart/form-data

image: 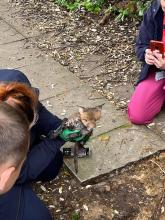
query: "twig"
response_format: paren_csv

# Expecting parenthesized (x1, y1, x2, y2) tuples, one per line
(88, 97, 103, 100)
(151, 179, 165, 220)
(89, 62, 105, 72)
(119, 139, 125, 150)
(150, 160, 165, 219)
(79, 75, 92, 79)
(99, 12, 111, 25)
(150, 160, 165, 175)
(90, 123, 132, 140)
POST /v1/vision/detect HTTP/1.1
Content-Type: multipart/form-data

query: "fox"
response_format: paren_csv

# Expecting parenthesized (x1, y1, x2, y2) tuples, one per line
(48, 104, 103, 173)
(65, 104, 103, 173)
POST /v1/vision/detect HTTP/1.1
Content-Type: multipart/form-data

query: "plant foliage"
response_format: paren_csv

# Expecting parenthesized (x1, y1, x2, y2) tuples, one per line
(55, 0, 105, 13)
(71, 211, 80, 220)
(114, 0, 151, 21)
(55, 0, 151, 20)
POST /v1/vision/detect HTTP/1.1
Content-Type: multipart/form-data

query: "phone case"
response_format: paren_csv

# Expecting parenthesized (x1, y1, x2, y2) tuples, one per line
(150, 40, 164, 54)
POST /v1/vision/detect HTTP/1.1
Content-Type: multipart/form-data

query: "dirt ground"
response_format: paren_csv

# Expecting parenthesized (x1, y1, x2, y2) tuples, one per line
(33, 154, 165, 220)
(10, 0, 165, 219)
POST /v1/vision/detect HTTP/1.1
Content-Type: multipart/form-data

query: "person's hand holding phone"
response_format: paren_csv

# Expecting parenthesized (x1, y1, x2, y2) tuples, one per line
(145, 48, 155, 65)
(152, 50, 165, 69)
(146, 49, 165, 69)
(146, 40, 165, 69)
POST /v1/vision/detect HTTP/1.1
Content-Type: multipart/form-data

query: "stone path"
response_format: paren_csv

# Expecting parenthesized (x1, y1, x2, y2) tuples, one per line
(1, 0, 165, 183)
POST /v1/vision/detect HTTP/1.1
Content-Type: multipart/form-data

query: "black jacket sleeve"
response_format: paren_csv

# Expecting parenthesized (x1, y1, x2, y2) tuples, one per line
(34, 102, 63, 136)
(16, 137, 65, 184)
(135, 6, 155, 62)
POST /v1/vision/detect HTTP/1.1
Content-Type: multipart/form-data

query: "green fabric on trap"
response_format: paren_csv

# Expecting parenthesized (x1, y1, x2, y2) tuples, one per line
(59, 128, 90, 142)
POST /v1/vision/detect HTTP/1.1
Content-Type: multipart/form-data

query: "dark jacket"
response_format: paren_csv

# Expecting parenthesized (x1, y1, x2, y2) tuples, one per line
(136, 0, 164, 84)
(0, 69, 65, 184)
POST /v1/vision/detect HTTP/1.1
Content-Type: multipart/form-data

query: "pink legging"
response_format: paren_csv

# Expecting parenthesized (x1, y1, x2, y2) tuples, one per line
(128, 72, 165, 124)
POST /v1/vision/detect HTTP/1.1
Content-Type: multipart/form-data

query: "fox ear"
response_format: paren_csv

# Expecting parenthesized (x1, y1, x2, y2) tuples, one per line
(95, 111, 102, 120)
(96, 103, 104, 111)
(79, 106, 85, 114)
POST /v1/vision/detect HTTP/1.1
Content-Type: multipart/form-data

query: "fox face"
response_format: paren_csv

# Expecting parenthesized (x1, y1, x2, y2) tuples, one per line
(79, 104, 103, 130)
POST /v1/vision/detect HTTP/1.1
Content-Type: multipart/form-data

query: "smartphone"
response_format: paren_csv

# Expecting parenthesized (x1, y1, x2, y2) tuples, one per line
(150, 40, 164, 55)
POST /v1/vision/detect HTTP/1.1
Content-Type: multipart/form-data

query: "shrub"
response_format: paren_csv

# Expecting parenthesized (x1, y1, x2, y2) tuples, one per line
(106, 0, 151, 21)
(54, 0, 151, 20)
(55, 0, 105, 13)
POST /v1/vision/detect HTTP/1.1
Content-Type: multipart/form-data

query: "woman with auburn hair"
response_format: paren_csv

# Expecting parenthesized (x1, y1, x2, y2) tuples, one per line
(0, 81, 38, 127)
(0, 69, 66, 220)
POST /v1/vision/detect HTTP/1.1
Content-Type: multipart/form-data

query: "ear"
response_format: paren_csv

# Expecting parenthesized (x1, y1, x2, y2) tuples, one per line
(79, 106, 85, 114)
(95, 111, 102, 120)
(96, 103, 105, 111)
(0, 166, 15, 192)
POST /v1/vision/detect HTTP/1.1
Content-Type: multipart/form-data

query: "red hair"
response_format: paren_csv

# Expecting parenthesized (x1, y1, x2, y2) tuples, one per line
(0, 82, 38, 124)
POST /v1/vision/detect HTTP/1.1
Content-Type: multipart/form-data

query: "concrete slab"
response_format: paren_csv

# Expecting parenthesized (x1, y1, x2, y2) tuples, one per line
(0, 40, 41, 68)
(0, 20, 24, 44)
(146, 110, 165, 140)
(0, 0, 40, 38)
(41, 88, 128, 134)
(0, 1, 13, 15)
(64, 123, 165, 183)
(20, 61, 83, 101)
(41, 90, 165, 183)
(0, 31, 83, 100)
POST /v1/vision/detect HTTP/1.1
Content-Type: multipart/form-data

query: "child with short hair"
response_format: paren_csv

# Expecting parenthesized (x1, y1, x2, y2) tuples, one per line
(0, 101, 29, 195)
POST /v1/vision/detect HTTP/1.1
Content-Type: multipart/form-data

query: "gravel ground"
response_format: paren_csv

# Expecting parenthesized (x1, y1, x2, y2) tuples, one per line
(10, 1, 165, 219)
(12, 0, 141, 109)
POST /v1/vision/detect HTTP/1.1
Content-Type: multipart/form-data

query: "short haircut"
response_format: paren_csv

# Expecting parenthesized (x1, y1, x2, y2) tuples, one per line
(0, 102, 29, 167)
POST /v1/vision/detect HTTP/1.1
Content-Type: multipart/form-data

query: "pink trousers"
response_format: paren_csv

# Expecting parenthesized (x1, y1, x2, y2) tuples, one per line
(128, 72, 165, 124)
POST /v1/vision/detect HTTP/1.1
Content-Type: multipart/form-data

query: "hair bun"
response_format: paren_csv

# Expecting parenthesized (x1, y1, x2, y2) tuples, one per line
(0, 82, 38, 124)
(0, 84, 8, 101)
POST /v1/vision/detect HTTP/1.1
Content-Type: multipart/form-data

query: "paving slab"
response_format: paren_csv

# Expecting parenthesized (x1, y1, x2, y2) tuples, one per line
(0, 1, 9, 12)
(41, 91, 128, 136)
(0, 19, 83, 100)
(0, 1, 40, 38)
(0, 19, 24, 44)
(1, 0, 165, 184)
(0, 39, 41, 68)
(20, 61, 84, 101)
(64, 123, 165, 183)
(146, 110, 165, 140)
(42, 89, 165, 183)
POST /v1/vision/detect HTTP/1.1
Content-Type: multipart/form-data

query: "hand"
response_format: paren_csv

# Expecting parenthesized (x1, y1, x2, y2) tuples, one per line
(59, 128, 89, 142)
(145, 49, 155, 65)
(152, 50, 165, 69)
